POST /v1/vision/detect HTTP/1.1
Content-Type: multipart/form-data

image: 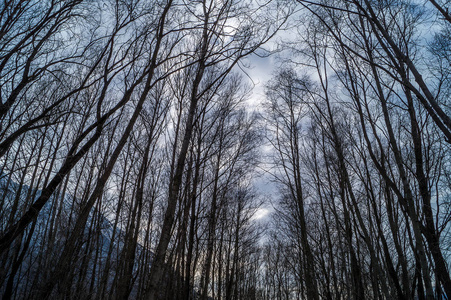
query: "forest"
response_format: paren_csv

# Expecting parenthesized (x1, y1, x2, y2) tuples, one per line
(0, 0, 450, 299)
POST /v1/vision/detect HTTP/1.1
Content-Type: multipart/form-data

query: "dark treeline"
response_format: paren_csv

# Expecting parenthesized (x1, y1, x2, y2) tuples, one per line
(0, 0, 450, 299)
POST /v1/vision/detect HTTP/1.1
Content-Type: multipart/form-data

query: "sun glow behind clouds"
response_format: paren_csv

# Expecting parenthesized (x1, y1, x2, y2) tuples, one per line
(252, 207, 270, 220)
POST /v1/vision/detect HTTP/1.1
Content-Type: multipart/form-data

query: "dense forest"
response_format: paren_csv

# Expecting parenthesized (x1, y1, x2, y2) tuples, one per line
(0, 0, 450, 299)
